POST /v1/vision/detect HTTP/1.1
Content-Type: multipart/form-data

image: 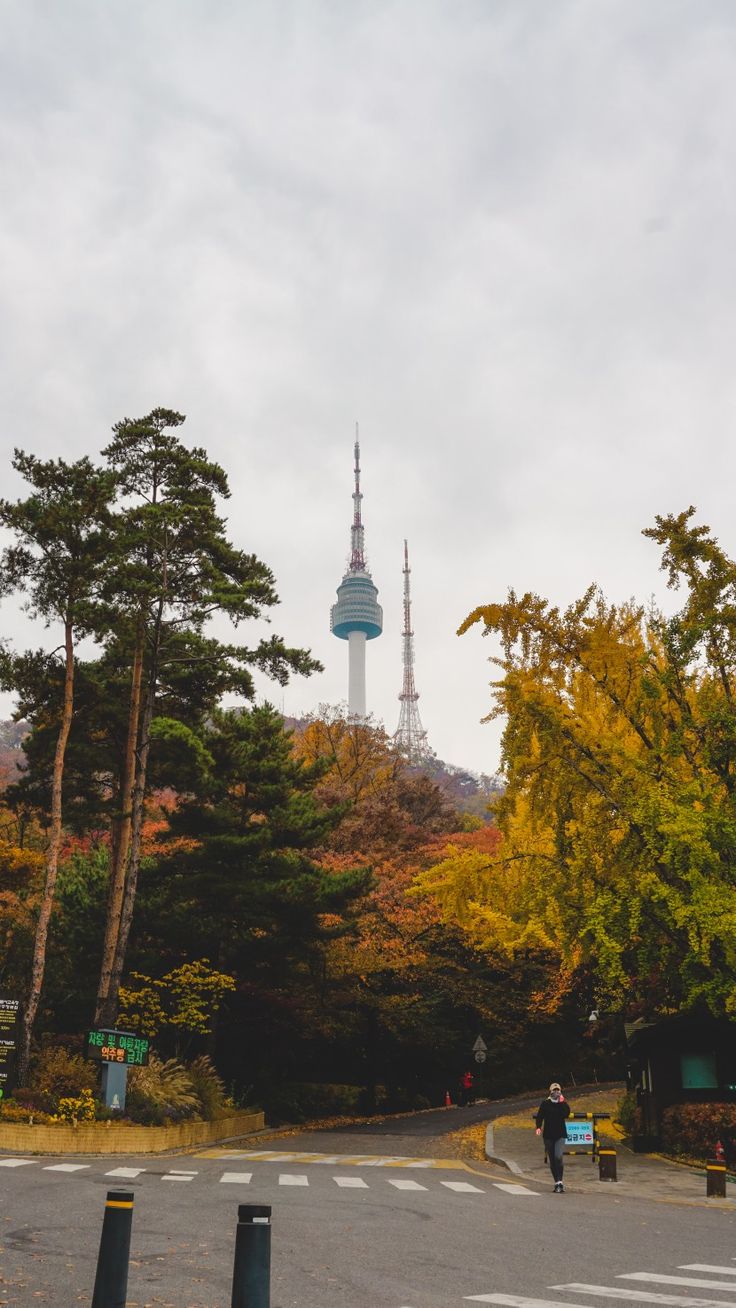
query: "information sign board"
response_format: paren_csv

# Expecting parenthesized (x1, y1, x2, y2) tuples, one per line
(85, 1029, 150, 1067)
(565, 1118, 595, 1147)
(0, 997, 20, 1097)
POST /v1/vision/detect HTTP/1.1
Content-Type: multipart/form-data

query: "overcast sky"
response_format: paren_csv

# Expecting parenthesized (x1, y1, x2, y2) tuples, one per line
(1, 0, 736, 774)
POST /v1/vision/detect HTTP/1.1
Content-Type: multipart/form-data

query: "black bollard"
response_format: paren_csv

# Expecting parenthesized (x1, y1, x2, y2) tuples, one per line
(706, 1162, 727, 1198)
(231, 1203, 272, 1308)
(91, 1189, 134, 1308)
(598, 1148, 617, 1181)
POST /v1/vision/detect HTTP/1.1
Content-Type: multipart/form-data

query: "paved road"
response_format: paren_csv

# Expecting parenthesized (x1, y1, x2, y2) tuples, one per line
(0, 1097, 732, 1307)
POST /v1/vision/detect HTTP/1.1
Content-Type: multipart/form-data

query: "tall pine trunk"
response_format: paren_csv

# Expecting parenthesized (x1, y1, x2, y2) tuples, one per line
(18, 620, 74, 1083)
(95, 631, 144, 1025)
(105, 657, 157, 1022)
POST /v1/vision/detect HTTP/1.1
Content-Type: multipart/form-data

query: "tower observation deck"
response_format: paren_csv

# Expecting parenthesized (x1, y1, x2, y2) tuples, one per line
(330, 433, 382, 718)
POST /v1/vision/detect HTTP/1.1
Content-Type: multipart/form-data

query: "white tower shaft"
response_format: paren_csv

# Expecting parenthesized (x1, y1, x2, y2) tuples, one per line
(348, 630, 367, 718)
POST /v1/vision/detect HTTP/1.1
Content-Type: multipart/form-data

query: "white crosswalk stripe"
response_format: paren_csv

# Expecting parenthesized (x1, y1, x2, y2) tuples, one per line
(680, 1269, 736, 1278)
(0, 1158, 35, 1167)
(465, 1295, 581, 1305)
(334, 1176, 369, 1188)
(105, 1167, 146, 1178)
(467, 1258, 736, 1306)
(219, 1172, 253, 1184)
(492, 1182, 539, 1196)
(388, 1178, 428, 1191)
(553, 1283, 736, 1308)
(279, 1174, 309, 1186)
(619, 1276, 736, 1292)
(441, 1181, 485, 1193)
(43, 1163, 90, 1172)
(162, 1170, 197, 1182)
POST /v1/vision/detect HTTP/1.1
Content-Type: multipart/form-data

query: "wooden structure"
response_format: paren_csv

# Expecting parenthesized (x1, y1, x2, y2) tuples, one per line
(625, 1013, 736, 1151)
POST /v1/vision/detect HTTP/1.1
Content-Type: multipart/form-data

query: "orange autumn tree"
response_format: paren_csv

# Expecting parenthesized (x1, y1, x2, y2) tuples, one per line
(0, 809, 46, 998)
(293, 708, 402, 808)
(293, 713, 529, 1100)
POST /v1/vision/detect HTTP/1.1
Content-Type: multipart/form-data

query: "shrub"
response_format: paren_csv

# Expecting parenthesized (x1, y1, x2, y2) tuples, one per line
(187, 1055, 229, 1119)
(615, 1090, 639, 1136)
(12, 1087, 50, 1114)
(127, 1055, 200, 1123)
(52, 1088, 96, 1125)
(660, 1102, 736, 1164)
(0, 1098, 55, 1125)
(29, 1046, 93, 1110)
(264, 1082, 364, 1124)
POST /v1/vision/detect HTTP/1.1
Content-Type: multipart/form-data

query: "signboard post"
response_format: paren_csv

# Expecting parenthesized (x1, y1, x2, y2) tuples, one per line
(531, 1110, 610, 1162)
(472, 1035, 487, 1065)
(0, 997, 20, 1099)
(85, 1029, 150, 1111)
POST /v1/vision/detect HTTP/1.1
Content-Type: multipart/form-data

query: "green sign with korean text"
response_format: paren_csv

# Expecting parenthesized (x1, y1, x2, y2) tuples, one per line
(85, 1028, 150, 1067)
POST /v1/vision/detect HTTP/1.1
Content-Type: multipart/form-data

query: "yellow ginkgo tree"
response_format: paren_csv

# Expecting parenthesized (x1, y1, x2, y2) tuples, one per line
(420, 508, 736, 1017)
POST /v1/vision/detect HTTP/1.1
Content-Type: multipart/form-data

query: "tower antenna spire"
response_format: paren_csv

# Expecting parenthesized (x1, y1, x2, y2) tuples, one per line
(350, 422, 365, 570)
(393, 539, 430, 761)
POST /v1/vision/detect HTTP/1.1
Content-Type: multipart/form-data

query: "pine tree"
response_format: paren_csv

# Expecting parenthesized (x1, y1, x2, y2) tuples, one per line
(95, 409, 320, 1024)
(0, 454, 115, 1077)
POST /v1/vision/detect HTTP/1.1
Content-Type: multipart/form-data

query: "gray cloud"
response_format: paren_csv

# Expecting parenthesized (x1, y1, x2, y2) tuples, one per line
(2, 0, 736, 771)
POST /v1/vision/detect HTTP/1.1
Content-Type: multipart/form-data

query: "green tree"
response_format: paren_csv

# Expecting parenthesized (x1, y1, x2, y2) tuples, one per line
(95, 409, 319, 1026)
(136, 705, 371, 1079)
(0, 454, 115, 1076)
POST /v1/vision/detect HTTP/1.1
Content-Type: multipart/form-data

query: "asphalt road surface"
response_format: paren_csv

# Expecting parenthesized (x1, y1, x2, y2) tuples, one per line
(0, 1096, 733, 1307)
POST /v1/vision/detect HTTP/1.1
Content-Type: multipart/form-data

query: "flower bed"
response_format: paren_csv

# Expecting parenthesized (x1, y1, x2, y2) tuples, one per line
(0, 1108, 264, 1155)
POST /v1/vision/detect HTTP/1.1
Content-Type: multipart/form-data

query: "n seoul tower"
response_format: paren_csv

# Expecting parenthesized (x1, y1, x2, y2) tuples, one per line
(330, 430, 383, 718)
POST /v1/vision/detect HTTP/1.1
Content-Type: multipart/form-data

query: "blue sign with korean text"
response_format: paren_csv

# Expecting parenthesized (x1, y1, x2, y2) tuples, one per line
(566, 1119, 595, 1146)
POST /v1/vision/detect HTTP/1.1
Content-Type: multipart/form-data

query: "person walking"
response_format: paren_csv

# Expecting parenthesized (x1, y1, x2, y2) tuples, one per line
(535, 1081, 570, 1192)
(459, 1070, 474, 1106)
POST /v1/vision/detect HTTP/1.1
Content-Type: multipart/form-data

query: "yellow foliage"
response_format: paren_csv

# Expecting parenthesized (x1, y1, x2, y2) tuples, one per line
(444, 551, 736, 1014)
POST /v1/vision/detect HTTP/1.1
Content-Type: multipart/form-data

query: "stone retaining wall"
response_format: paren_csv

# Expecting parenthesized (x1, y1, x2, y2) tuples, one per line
(0, 1108, 264, 1154)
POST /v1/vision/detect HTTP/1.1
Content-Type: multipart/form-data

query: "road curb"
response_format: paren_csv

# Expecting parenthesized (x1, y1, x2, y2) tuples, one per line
(484, 1121, 527, 1175)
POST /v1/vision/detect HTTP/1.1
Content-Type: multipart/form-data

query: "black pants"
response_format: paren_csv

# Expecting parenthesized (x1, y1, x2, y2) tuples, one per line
(544, 1137, 565, 1182)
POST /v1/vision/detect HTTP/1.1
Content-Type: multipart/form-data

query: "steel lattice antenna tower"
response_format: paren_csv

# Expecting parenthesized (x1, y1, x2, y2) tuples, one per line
(330, 428, 383, 718)
(393, 539, 430, 761)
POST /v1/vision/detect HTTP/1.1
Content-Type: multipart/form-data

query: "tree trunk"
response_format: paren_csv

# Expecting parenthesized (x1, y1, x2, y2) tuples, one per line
(95, 630, 144, 1025)
(104, 657, 157, 1025)
(17, 621, 75, 1084)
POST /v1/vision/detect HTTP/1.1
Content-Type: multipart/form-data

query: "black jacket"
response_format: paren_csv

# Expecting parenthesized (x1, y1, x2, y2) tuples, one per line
(535, 1096, 571, 1141)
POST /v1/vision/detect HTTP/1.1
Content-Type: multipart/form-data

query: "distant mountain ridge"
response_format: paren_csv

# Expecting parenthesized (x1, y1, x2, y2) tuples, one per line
(0, 718, 502, 823)
(0, 719, 29, 790)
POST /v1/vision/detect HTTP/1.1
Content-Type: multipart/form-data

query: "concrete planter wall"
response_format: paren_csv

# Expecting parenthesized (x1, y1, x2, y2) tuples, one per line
(0, 1108, 264, 1155)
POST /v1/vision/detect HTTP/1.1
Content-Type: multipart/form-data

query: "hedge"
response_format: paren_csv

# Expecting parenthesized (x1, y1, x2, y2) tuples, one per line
(660, 1102, 736, 1165)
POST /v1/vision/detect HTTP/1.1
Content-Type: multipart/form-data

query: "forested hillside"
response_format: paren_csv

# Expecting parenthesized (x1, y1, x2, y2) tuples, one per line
(7, 411, 731, 1127)
(0, 410, 601, 1126)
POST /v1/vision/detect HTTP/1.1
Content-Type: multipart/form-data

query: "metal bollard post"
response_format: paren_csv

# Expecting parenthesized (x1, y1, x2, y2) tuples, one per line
(231, 1203, 272, 1308)
(91, 1189, 134, 1308)
(598, 1148, 617, 1181)
(706, 1162, 727, 1198)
